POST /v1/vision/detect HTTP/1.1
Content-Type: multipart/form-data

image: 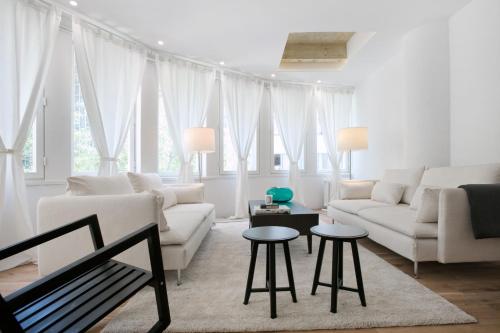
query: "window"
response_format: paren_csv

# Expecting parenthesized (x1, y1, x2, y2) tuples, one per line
(316, 116, 331, 173)
(221, 112, 258, 173)
(158, 94, 203, 177)
(272, 118, 304, 171)
(158, 96, 180, 176)
(23, 99, 45, 179)
(23, 122, 37, 173)
(316, 116, 350, 175)
(72, 57, 134, 175)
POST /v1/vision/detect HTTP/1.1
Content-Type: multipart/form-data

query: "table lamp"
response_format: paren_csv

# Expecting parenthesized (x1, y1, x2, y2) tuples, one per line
(184, 127, 215, 182)
(337, 127, 368, 179)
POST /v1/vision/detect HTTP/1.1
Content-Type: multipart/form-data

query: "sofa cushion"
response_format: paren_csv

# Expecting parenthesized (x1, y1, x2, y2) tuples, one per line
(420, 164, 500, 188)
(358, 205, 438, 238)
(159, 203, 214, 245)
(414, 188, 440, 223)
(339, 180, 375, 200)
(165, 184, 205, 203)
(151, 188, 178, 210)
(66, 174, 134, 195)
(371, 182, 405, 204)
(127, 172, 163, 192)
(329, 199, 390, 214)
(382, 167, 425, 204)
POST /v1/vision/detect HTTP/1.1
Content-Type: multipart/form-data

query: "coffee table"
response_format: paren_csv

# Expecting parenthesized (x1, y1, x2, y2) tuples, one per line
(248, 200, 319, 254)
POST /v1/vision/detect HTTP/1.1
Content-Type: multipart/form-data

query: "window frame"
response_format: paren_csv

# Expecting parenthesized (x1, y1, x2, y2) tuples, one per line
(24, 94, 46, 180)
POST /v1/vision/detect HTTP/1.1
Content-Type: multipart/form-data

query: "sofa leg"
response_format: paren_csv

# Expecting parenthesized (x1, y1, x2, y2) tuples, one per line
(414, 261, 419, 278)
(177, 270, 182, 286)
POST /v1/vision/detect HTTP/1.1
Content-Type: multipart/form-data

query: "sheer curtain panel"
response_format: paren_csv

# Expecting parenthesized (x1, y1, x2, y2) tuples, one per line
(156, 57, 215, 183)
(73, 19, 147, 176)
(316, 87, 353, 201)
(221, 73, 264, 218)
(270, 83, 314, 204)
(0, 0, 60, 270)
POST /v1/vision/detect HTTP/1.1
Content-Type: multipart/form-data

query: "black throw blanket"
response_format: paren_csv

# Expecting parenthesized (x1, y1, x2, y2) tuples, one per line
(459, 184, 500, 239)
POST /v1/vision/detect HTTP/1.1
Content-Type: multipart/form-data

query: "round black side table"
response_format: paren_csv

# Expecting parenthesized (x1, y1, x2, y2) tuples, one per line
(242, 226, 299, 319)
(310, 224, 369, 313)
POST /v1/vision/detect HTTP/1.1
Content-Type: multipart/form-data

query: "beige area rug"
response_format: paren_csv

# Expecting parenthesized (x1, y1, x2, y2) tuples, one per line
(103, 222, 476, 332)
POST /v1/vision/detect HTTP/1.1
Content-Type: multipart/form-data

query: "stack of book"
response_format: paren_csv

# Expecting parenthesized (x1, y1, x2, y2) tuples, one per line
(254, 204, 291, 215)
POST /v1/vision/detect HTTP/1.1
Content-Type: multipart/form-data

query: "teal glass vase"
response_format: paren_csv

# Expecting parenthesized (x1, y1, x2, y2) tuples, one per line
(266, 187, 294, 203)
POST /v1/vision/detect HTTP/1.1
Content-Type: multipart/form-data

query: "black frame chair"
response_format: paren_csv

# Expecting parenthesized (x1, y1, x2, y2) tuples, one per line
(0, 215, 170, 333)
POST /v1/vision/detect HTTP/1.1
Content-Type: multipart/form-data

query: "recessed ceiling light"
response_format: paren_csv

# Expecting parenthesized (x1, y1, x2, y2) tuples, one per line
(271, 73, 276, 78)
(69, 0, 78, 6)
(219, 61, 225, 66)
(157, 40, 164, 46)
(316, 80, 322, 83)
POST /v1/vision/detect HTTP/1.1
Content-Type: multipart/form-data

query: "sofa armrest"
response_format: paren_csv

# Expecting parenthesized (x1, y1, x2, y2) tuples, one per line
(437, 188, 500, 263)
(37, 193, 161, 274)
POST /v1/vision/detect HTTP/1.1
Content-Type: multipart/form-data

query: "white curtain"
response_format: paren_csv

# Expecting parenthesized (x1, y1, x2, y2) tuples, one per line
(221, 73, 264, 218)
(156, 57, 215, 183)
(316, 87, 353, 201)
(73, 19, 147, 176)
(270, 83, 314, 204)
(0, 0, 60, 270)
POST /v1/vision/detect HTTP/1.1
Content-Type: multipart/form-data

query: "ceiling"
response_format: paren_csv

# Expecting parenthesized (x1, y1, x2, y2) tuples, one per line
(55, 0, 470, 85)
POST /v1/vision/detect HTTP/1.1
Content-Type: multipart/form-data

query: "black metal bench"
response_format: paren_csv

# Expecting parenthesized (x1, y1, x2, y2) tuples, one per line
(0, 215, 171, 333)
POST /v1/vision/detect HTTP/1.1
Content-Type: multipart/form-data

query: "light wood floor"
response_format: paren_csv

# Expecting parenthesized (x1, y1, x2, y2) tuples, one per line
(1, 216, 500, 333)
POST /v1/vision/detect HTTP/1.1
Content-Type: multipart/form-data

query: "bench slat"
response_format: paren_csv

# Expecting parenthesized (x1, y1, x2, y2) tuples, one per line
(21, 264, 137, 332)
(15, 261, 117, 320)
(41, 269, 151, 333)
(59, 271, 152, 332)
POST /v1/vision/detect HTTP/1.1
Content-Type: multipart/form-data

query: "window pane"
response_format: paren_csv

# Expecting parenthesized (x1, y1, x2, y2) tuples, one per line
(222, 113, 257, 172)
(158, 98, 181, 176)
(158, 94, 205, 177)
(22, 121, 36, 173)
(317, 116, 332, 173)
(273, 118, 303, 171)
(72, 57, 132, 174)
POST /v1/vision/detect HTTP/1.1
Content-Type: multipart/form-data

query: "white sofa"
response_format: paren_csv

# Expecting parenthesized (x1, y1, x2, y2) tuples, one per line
(37, 175, 214, 284)
(327, 164, 500, 276)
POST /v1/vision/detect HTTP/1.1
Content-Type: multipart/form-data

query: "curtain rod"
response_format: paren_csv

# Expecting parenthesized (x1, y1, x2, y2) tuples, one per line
(45, 0, 354, 90)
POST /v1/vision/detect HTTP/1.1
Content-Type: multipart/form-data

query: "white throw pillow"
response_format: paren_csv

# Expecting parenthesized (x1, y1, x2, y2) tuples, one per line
(382, 167, 425, 204)
(371, 182, 405, 204)
(413, 187, 440, 223)
(127, 172, 163, 192)
(166, 184, 205, 203)
(339, 181, 375, 200)
(66, 175, 134, 195)
(151, 188, 178, 210)
(410, 185, 439, 209)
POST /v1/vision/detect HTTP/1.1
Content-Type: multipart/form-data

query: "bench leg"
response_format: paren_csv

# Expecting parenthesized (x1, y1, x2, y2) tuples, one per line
(147, 227, 171, 331)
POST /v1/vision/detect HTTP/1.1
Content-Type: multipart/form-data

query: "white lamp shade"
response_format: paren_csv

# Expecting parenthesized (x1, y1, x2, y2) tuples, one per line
(184, 127, 216, 153)
(337, 127, 368, 151)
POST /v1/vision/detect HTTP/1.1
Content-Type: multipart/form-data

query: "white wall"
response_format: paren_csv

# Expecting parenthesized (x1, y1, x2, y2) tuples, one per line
(351, 47, 406, 179)
(449, 0, 500, 165)
(352, 19, 451, 179)
(24, 27, 327, 222)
